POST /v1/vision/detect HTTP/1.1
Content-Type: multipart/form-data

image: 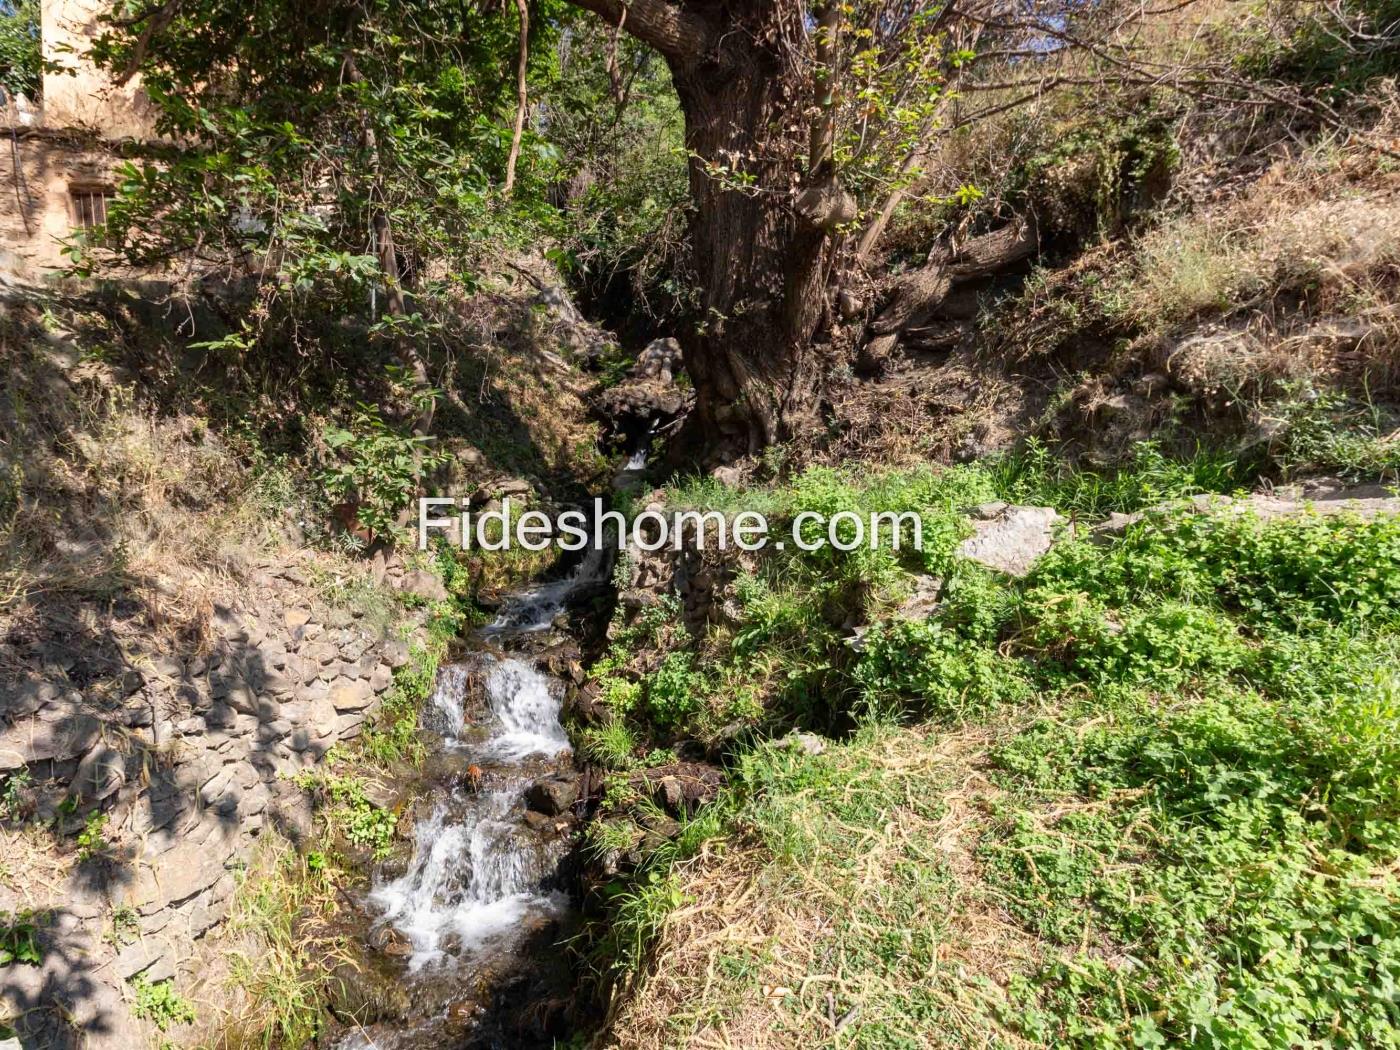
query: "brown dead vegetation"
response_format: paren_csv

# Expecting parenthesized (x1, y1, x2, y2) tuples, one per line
(604, 726, 1047, 1050)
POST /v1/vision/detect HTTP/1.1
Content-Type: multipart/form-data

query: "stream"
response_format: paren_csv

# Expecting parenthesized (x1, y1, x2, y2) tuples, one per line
(337, 540, 614, 1050)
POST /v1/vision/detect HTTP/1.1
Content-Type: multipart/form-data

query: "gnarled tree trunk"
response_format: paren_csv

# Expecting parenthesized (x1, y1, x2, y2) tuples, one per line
(569, 0, 846, 461)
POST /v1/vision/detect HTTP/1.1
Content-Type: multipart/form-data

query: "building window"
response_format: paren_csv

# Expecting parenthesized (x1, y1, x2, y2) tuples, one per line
(69, 188, 114, 230)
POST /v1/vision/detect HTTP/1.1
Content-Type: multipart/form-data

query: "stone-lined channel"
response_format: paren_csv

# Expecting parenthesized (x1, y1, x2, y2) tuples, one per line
(337, 543, 611, 1049)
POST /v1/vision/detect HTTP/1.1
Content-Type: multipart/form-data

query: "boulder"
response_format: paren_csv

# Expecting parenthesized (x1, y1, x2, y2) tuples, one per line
(0, 699, 101, 771)
(113, 941, 174, 983)
(73, 742, 126, 803)
(381, 640, 411, 669)
(328, 677, 374, 713)
(524, 776, 578, 816)
(957, 505, 1063, 576)
(896, 574, 943, 621)
(1093, 487, 1400, 540)
(398, 569, 450, 603)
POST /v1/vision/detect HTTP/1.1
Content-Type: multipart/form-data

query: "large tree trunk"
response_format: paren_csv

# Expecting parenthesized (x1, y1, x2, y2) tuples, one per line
(570, 0, 843, 461)
(671, 39, 824, 456)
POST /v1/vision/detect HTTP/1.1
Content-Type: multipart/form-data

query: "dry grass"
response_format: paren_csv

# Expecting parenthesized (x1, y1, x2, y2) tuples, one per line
(0, 297, 283, 656)
(604, 725, 1049, 1050)
(0, 824, 74, 909)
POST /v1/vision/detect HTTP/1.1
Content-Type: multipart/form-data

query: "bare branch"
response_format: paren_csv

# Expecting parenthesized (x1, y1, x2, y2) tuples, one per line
(503, 0, 530, 196)
(563, 0, 710, 61)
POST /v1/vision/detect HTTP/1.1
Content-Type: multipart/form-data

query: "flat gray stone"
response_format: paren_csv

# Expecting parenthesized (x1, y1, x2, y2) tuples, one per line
(958, 505, 1063, 576)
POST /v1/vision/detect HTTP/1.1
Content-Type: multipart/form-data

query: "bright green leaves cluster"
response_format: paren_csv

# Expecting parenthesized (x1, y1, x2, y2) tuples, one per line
(130, 975, 197, 1031)
(0, 910, 42, 967)
(319, 401, 446, 540)
(855, 618, 1031, 721)
(990, 682, 1400, 1047)
(1030, 507, 1400, 631)
(977, 505, 1400, 1046)
(83, 0, 560, 303)
(988, 438, 1244, 518)
(294, 773, 396, 859)
(0, 0, 39, 100)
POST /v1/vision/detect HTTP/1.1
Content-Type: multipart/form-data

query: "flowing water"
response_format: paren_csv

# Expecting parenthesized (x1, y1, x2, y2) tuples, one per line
(338, 543, 613, 1050)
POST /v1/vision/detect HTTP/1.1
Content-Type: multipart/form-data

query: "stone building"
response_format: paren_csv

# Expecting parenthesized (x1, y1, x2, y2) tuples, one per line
(0, 0, 159, 274)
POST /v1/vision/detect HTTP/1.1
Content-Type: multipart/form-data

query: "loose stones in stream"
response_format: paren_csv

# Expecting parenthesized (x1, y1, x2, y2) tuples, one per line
(342, 649, 584, 1049)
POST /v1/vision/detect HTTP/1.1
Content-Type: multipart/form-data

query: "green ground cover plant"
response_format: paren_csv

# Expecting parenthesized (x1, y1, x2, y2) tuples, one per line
(588, 442, 1400, 1048)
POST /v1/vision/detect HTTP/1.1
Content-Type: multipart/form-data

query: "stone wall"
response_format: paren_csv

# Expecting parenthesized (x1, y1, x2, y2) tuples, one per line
(0, 130, 129, 273)
(41, 0, 160, 140)
(0, 552, 430, 1049)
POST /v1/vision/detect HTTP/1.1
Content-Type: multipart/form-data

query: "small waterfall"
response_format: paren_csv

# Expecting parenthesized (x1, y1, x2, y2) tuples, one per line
(369, 791, 566, 974)
(483, 659, 572, 761)
(362, 536, 610, 996)
(428, 664, 469, 739)
(487, 540, 611, 633)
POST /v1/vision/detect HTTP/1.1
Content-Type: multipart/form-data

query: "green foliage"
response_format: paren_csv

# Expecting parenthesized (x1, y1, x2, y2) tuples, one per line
(320, 401, 447, 540)
(0, 910, 41, 967)
(86, 0, 549, 280)
(1266, 385, 1400, 481)
(988, 669, 1400, 1046)
(855, 619, 1032, 721)
(988, 438, 1243, 517)
(646, 651, 702, 729)
(295, 773, 396, 858)
(580, 720, 639, 770)
(1017, 101, 1181, 237)
(130, 976, 196, 1031)
(226, 844, 338, 1047)
(542, 18, 690, 316)
(106, 906, 140, 949)
(75, 811, 110, 861)
(0, 0, 39, 99)
(1233, 0, 1400, 96)
(0, 767, 31, 821)
(360, 615, 459, 767)
(1029, 508, 1400, 630)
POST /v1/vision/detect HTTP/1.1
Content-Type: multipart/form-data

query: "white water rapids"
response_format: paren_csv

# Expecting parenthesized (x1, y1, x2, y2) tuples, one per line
(366, 542, 615, 981)
(369, 655, 573, 974)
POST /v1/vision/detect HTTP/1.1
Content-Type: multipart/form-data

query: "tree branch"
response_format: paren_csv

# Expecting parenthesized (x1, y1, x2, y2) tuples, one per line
(503, 0, 529, 196)
(563, 0, 709, 61)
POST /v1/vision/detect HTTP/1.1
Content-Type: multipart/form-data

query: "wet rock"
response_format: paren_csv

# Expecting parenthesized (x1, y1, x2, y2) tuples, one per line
(327, 955, 412, 1022)
(525, 776, 578, 816)
(368, 924, 414, 958)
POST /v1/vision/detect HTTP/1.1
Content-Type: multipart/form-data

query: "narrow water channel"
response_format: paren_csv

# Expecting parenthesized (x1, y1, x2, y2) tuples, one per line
(338, 542, 613, 1049)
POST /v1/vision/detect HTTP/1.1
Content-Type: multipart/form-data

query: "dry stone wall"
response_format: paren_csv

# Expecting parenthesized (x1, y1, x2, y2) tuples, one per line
(0, 551, 431, 1049)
